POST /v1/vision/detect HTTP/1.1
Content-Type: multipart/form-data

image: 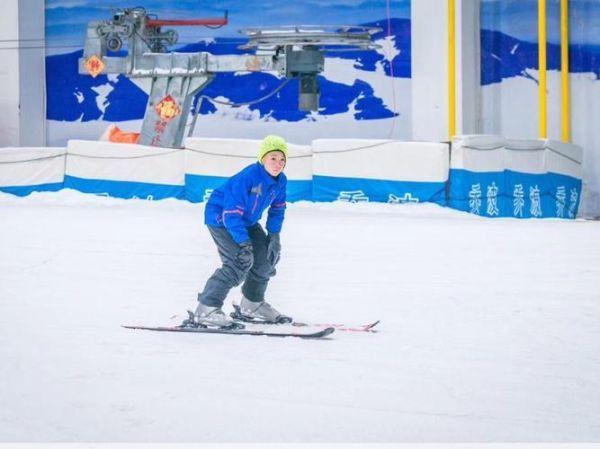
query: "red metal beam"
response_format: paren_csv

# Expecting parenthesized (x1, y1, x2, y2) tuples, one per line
(146, 18, 228, 27)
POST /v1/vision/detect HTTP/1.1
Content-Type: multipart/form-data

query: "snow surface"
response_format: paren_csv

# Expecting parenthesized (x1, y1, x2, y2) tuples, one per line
(1, 190, 600, 442)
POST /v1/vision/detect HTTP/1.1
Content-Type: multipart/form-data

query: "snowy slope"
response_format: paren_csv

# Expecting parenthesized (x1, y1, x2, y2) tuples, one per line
(1, 190, 599, 442)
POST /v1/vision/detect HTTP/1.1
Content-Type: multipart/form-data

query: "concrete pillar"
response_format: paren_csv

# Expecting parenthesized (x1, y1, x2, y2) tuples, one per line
(457, 0, 482, 135)
(0, 1, 21, 146)
(0, 0, 46, 147)
(411, 0, 481, 141)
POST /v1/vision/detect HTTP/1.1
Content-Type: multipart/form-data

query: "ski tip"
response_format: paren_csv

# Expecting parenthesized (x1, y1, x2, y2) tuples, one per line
(363, 320, 380, 331)
(322, 327, 336, 337)
(122, 324, 150, 330)
(305, 327, 335, 338)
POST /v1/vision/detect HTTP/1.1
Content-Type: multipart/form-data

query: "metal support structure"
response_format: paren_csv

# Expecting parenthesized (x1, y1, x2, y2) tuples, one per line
(538, 0, 547, 139)
(560, 0, 570, 142)
(78, 8, 380, 148)
(448, 0, 456, 139)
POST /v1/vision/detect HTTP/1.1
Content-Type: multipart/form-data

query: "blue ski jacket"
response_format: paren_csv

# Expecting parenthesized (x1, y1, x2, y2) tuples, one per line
(205, 162, 287, 244)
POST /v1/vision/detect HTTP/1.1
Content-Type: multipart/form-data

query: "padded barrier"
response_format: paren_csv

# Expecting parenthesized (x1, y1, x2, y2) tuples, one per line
(0, 147, 66, 196)
(311, 139, 449, 204)
(449, 135, 582, 218)
(64, 140, 185, 200)
(0, 136, 583, 219)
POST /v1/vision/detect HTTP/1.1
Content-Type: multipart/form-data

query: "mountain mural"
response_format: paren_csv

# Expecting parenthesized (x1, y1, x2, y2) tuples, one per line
(481, 29, 600, 85)
(45, 17, 600, 123)
(45, 18, 409, 123)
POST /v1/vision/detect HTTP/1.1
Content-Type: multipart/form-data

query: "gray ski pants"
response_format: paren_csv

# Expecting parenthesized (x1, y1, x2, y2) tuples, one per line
(197, 223, 276, 307)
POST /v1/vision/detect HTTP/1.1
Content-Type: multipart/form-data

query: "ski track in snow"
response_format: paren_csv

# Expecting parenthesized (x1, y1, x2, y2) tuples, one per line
(0, 190, 600, 442)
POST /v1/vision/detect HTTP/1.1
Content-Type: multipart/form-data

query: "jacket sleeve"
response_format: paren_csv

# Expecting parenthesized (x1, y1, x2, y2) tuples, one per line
(266, 184, 287, 234)
(222, 173, 252, 244)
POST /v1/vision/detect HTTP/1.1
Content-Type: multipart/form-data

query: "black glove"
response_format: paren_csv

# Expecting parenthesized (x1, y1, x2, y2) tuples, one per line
(266, 233, 281, 267)
(236, 241, 254, 270)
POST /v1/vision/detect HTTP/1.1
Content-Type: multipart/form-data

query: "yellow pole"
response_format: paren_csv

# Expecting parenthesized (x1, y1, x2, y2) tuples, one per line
(538, 0, 547, 139)
(560, 0, 570, 142)
(448, 0, 456, 139)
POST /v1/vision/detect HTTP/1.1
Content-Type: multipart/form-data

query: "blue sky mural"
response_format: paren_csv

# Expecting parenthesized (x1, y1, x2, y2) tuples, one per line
(45, 0, 410, 53)
(46, 0, 600, 50)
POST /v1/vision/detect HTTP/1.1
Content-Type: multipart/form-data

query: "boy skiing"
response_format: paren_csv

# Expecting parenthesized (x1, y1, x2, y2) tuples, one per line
(193, 135, 291, 329)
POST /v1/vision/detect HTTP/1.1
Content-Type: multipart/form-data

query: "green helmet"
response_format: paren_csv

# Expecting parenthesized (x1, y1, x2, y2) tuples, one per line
(258, 135, 288, 163)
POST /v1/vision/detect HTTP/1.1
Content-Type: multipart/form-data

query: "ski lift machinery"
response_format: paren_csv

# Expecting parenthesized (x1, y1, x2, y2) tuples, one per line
(79, 7, 381, 148)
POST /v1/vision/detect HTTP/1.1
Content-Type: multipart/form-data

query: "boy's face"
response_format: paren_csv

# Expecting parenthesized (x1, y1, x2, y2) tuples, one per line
(262, 150, 286, 177)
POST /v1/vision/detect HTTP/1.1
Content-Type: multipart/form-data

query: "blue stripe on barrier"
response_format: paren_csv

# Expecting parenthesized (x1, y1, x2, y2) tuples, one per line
(312, 175, 447, 204)
(185, 174, 313, 203)
(448, 169, 582, 218)
(185, 174, 228, 203)
(287, 180, 313, 202)
(2, 171, 582, 220)
(63, 175, 184, 200)
(0, 182, 64, 197)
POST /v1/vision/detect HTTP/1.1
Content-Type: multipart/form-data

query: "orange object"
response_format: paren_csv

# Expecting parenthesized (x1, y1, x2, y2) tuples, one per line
(107, 125, 140, 144)
(84, 55, 105, 78)
(155, 95, 181, 121)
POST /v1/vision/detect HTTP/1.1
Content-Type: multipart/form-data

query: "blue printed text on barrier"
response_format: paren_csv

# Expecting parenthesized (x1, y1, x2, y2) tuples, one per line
(449, 169, 581, 219)
(312, 175, 446, 204)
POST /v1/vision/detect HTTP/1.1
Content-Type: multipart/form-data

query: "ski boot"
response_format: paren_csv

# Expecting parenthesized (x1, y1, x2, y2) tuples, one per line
(231, 296, 293, 324)
(186, 303, 244, 330)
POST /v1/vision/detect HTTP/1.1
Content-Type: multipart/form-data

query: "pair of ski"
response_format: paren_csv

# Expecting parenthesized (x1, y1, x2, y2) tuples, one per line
(123, 307, 379, 339)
